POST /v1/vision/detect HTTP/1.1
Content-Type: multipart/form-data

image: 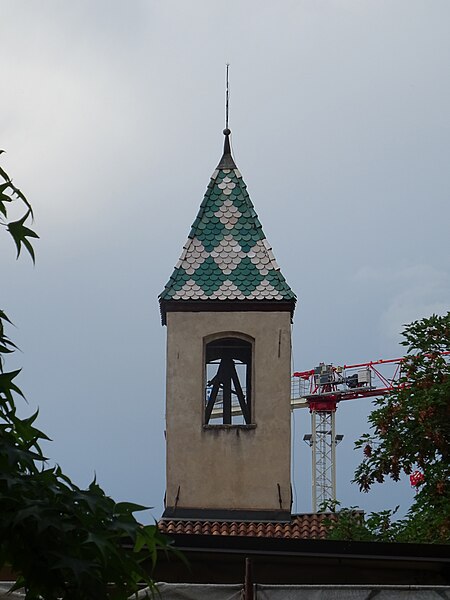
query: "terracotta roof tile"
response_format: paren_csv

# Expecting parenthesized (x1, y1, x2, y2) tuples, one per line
(158, 513, 333, 541)
(193, 522, 203, 534)
(229, 523, 238, 535)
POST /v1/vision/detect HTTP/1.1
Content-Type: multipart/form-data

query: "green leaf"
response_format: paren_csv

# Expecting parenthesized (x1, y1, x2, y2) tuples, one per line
(0, 369, 26, 403)
(51, 556, 93, 578)
(0, 164, 11, 183)
(84, 533, 116, 564)
(0, 182, 14, 218)
(8, 576, 26, 594)
(7, 209, 39, 263)
(0, 344, 15, 354)
(0, 181, 13, 197)
(11, 184, 34, 219)
(115, 501, 149, 515)
(0, 309, 14, 325)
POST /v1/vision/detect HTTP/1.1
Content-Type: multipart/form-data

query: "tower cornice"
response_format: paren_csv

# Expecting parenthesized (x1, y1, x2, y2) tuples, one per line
(160, 298, 296, 325)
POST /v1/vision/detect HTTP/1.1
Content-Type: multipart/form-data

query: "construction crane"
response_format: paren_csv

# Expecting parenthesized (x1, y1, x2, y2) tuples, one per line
(210, 351, 449, 513)
(292, 352, 450, 512)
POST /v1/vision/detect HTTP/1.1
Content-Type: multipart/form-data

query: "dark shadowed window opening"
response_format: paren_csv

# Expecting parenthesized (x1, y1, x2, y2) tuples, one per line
(205, 338, 252, 425)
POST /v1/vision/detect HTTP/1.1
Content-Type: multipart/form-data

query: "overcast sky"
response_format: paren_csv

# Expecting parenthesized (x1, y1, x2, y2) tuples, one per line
(1, 1, 449, 520)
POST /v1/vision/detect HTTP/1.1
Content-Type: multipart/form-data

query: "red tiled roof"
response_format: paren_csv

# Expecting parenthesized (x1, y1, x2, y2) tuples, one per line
(158, 513, 335, 540)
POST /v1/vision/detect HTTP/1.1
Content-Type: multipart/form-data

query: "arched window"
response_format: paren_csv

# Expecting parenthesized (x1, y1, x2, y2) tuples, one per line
(204, 337, 252, 425)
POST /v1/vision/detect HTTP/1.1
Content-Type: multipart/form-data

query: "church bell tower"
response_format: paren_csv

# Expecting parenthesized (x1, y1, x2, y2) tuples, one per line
(160, 128, 296, 520)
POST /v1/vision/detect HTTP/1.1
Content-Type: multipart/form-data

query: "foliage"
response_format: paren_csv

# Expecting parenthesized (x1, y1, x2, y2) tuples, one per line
(320, 501, 372, 542)
(0, 156, 169, 598)
(325, 313, 450, 544)
(320, 500, 404, 543)
(322, 312, 450, 544)
(0, 150, 38, 262)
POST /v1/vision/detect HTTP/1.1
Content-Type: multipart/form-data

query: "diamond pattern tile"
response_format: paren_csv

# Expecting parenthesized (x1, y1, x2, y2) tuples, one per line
(160, 146, 296, 303)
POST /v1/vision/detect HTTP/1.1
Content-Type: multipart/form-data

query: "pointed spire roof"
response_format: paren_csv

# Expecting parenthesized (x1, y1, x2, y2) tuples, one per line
(216, 128, 236, 169)
(159, 130, 296, 324)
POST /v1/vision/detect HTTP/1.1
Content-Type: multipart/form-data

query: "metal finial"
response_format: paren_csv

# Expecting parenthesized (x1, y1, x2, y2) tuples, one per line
(225, 63, 230, 133)
(217, 63, 235, 168)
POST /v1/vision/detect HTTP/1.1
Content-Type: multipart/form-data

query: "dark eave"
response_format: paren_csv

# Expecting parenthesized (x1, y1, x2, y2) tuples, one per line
(159, 298, 296, 325)
(154, 534, 450, 585)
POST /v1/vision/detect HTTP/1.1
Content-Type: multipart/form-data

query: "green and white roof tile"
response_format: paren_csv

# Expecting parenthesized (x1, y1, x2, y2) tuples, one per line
(160, 132, 296, 305)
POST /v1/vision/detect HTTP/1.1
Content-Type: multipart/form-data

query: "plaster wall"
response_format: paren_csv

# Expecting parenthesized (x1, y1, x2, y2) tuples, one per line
(165, 311, 292, 512)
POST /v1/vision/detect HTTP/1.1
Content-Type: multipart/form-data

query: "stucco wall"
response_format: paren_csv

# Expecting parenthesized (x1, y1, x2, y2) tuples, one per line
(165, 311, 292, 512)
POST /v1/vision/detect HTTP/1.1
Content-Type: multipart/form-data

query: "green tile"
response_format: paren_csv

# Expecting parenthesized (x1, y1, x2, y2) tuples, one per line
(160, 155, 296, 304)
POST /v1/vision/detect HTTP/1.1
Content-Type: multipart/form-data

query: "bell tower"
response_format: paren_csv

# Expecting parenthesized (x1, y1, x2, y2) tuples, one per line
(160, 128, 296, 520)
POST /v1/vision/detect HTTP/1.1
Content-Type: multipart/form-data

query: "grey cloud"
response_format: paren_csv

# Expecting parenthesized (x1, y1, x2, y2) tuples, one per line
(1, 0, 449, 518)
